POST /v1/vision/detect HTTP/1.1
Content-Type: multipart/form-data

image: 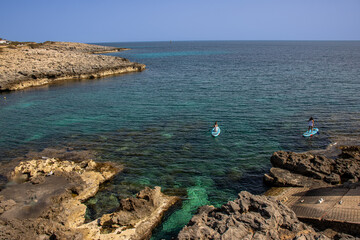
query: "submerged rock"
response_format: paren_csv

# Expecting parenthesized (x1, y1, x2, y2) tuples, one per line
(177, 191, 328, 240)
(83, 186, 179, 240)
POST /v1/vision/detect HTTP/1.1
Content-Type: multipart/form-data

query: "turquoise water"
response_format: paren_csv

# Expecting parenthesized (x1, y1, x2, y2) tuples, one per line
(1, 41, 360, 238)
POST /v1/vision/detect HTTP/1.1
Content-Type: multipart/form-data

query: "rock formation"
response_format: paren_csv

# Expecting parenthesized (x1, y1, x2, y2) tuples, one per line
(0, 158, 178, 240)
(177, 191, 328, 240)
(0, 41, 145, 91)
(82, 187, 179, 240)
(264, 146, 360, 187)
(263, 146, 360, 237)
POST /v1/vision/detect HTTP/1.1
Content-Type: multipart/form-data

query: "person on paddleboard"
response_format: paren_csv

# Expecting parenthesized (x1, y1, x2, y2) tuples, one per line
(213, 121, 219, 132)
(308, 117, 314, 132)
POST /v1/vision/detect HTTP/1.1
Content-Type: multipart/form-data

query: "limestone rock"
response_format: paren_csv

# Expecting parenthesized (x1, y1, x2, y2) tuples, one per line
(0, 158, 179, 240)
(0, 198, 16, 214)
(0, 41, 145, 91)
(84, 186, 180, 240)
(0, 158, 119, 239)
(177, 191, 328, 240)
(264, 167, 329, 187)
(270, 151, 335, 178)
(265, 146, 360, 187)
(338, 146, 360, 160)
(324, 173, 341, 185)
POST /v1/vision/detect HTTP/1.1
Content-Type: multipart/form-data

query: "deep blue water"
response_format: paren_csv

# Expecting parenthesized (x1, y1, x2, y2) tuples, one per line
(1, 41, 360, 239)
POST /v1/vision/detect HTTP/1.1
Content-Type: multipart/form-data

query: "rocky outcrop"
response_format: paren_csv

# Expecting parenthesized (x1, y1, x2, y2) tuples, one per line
(178, 191, 328, 240)
(0, 158, 178, 240)
(0, 158, 119, 239)
(82, 187, 180, 240)
(264, 146, 360, 187)
(264, 167, 329, 188)
(0, 41, 145, 91)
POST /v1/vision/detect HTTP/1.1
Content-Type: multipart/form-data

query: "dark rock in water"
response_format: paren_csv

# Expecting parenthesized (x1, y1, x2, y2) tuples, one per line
(265, 146, 360, 187)
(100, 186, 166, 227)
(177, 191, 328, 240)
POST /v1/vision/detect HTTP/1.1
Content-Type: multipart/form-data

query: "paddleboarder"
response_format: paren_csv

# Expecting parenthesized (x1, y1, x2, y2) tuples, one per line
(213, 121, 219, 132)
(308, 117, 315, 132)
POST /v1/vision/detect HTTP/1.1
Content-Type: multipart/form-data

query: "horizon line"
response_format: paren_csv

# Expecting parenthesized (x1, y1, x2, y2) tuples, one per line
(89, 39, 360, 44)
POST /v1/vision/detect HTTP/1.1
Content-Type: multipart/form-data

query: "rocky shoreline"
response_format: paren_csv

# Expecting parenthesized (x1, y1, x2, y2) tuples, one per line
(264, 146, 360, 188)
(1, 146, 359, 239)
(178, 191, 329, 240)
(0, 41, 145, 91)
(178, 145, 360, 239)
(0, 158, 179, 240)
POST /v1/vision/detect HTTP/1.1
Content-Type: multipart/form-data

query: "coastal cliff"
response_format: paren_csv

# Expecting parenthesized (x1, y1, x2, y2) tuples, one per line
(0, 41, 145, 91)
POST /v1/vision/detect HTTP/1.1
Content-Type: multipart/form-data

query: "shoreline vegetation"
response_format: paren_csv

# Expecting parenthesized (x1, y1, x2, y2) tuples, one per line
(0, 41, 146, 91)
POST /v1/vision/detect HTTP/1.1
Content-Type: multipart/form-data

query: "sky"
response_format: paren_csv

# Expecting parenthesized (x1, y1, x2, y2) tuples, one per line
(1, 0, 359, 43)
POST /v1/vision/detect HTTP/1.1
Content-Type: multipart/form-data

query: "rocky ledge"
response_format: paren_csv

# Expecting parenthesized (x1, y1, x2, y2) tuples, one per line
(0, 41, 145, 91)
(262, 145, 360, 237)
(178, 146, 360, 239)
(264, 146, 360, 187)
(0, 158, 179, 240)
(178, 191, 329, 240)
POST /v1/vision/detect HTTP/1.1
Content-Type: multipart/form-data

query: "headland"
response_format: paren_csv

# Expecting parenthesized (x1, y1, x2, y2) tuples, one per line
(0, 41, 145, 91)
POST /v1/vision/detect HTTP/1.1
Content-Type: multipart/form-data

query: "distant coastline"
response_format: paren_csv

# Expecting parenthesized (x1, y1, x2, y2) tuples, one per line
(0, 41, 145, 91)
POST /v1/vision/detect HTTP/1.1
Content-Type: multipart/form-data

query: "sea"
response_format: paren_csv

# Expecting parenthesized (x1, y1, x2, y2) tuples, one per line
(1, 41, 360, 239)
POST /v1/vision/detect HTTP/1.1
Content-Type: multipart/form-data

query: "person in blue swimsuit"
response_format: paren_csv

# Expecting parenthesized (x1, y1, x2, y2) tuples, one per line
(308, 117, 314, 132)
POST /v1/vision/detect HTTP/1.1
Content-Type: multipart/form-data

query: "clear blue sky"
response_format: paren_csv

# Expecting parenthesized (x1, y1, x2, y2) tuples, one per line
(1, 0, 359, 43)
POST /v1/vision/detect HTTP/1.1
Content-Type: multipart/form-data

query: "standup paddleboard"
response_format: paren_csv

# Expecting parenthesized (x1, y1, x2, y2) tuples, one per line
(211, 127, 221, 137)
(303, 128, 319, 137)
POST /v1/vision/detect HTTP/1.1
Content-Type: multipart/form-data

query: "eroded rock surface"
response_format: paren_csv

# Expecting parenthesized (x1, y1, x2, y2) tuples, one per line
(264, 146, 360, 187)
(0, 158, 178, 240)
(0, 41, 145, 91)
(178, 191, 328, 240)
(0, 158, 119, 239)
(82, 186, 179, 240)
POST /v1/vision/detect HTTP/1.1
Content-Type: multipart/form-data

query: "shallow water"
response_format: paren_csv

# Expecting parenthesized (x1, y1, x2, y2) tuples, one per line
(1, 41, 360, 239)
